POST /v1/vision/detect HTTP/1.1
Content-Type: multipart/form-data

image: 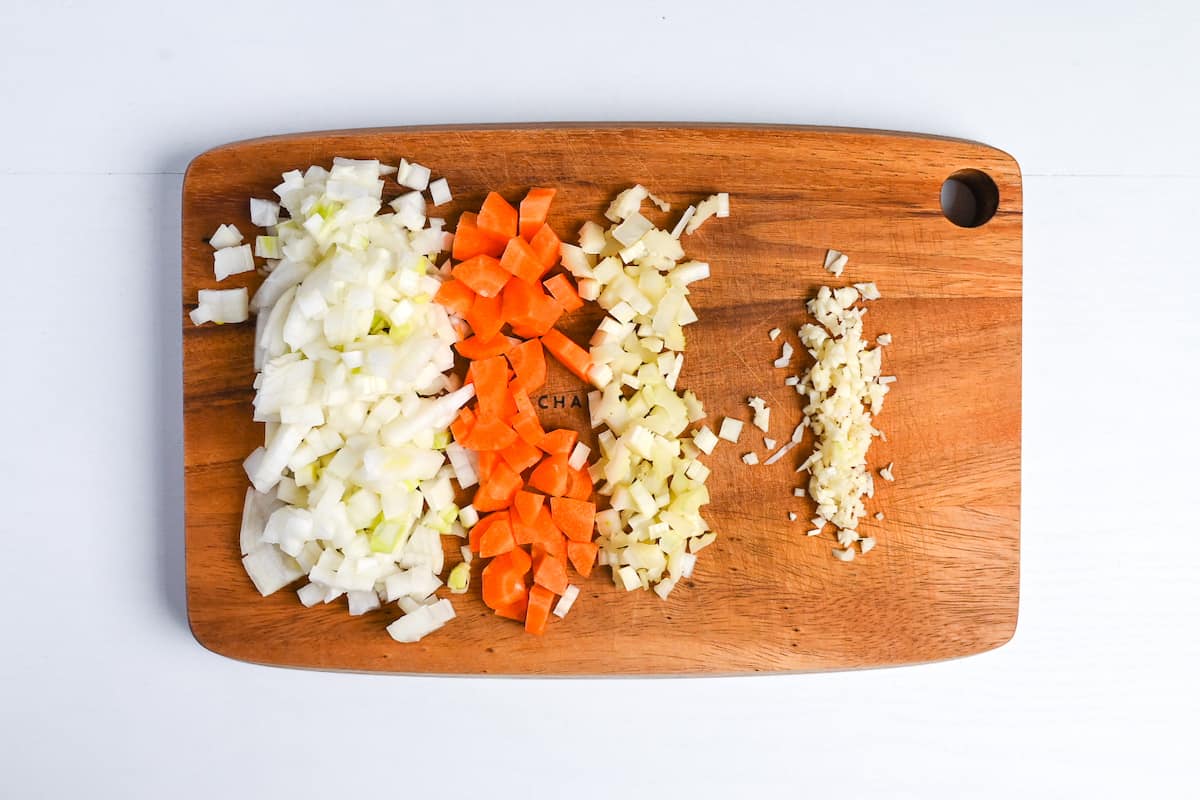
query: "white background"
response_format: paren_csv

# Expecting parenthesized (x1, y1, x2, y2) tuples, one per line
(2, 1, 1197, 797)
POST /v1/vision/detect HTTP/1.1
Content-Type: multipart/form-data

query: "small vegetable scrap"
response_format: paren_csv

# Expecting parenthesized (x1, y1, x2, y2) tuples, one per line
(574, 186, 729, 597)
(436, 188, 599, 635)
(222, 157, 474, 644)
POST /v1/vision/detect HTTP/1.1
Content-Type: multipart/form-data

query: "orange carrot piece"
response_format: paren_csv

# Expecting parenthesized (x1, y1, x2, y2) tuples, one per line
(460, 416, 517, 452)
(565, 466, 594, 500)
(567, 540, 599, 578)
(499, 236, 546, 284)
(539, 428, 577, 456)
(477, 192, 518, 240)
(532, 550, 569, 595)
(514, 490, 545, 526)
(540, 329, 593, 383)
(455, 333, 517, 360)
(550, 497, 596, 543)
(531, 507, 563, 549)
(528, 223, 561, 272)
(477, 450, 499, 483)
(473, 460, 523, 511)
(482, 561, 527, 613)
(542, 273, 583, 312)
(479, 517, 516, 558)
(506, 338, 547, 393)
(526, 293, 564, 336)
(452, 254, 510, 298)
(453, 212, 508, 260)
(512, 411, 547, 449)
(450, 406, 475, 443)
(510, 388, 535, 418)
(465, 293, 504, 340)
(500, 435, 542, 474)
(518, 187, 556, 240)
(469, 511, 507, 554)
(502, 279, 563, 336)
(529, 453, 571, 496)
(508, 543, 532, 575)
(468, 356, 509, 418)
(511, 508, 538, 546)
(525, 585, 554, 635)
(433, 279, 476, 316)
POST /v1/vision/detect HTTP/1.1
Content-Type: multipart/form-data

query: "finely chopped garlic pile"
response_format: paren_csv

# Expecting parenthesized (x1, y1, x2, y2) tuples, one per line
(795, 278, 893, 560)
(739, 250, 894, 561)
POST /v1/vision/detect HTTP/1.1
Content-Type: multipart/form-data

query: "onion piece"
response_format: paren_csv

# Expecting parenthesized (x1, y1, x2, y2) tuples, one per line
(190, 288, 249, 325)
(428, 178, 452, 206)
(553, 585, 581, 618)
(717, 418, 743, 443)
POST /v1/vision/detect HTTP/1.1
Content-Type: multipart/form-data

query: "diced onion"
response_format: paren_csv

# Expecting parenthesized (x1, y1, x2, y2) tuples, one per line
(553, 585, 580, 618)
(228, 157, 474, 642)
(428, 178, 452, 206)
(190, 288, 249, 325)
(717, 417, 743, 443)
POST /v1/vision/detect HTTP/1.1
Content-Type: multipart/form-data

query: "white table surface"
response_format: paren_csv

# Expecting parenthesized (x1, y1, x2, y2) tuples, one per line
(3, 1, 1198, 797)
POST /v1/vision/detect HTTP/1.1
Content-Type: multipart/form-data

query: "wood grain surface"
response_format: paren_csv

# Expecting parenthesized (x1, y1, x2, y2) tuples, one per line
(182, 124, 1021, 675)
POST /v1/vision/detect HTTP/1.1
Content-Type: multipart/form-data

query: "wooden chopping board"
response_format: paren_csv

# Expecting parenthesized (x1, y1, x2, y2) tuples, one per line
(183, 124, 1021, 675)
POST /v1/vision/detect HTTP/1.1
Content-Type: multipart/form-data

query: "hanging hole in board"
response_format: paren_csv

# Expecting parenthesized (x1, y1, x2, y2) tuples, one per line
(940, 169, 999, 228)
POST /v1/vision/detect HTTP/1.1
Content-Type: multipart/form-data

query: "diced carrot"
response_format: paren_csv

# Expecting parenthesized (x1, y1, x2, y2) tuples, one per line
(531, 507, 564, 552)
(529, 453, 571, 496)
(506, 339, 546, 393)
(449, 406, 475, 443)
(499, 435, 542, 474)
(501, 277, 537, 325)
(512, 411, 547, 449)
(514, 490, 545, 526)
(465, 293, 504, 340)
(482, 564, 527, 615)
(493, 599, 527, 622)
(525, 585, 554, 635)
(541, 329, 593, 383)
(567, 540, 599, 578)
(468, 356, 509, 418)
(519, 187, 556, 240)
(469, 511, 508, 554)
(542, 273, 583, 312)
(453, 212, 508, 260)
(477, 192, 518, 240)
(433, 279, 476, 316)
(477, 450, 499, 483)
(532, 549, 569, 595)
(503, 281, 563, 336)
(479, 517, 516, 558)
(508, 543, 532, 575)
(455, 333, 517, 360)
(500, 236, 547, 284)
(527, 293, 564, 336)
(509, 324, 544, 339)
(528, 223, 561, 272)
(511, 508, 538, 546)
(551, 497, 596, 543)
(539, 533, 566, 563)
(473, 460, 523, 511)
(460, 416, 517, 452)
(511, 387, 535, 418)
(498, 389, 518, 420)
(539, 428, 577, 456)
(566, 466, 594, 500)
(452, 254, 510, 298)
